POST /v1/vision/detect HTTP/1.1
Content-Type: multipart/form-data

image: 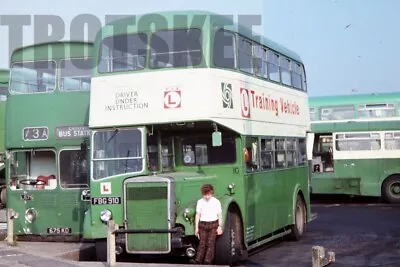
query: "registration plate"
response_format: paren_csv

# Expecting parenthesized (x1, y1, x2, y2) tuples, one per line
(47, 227, 72, 234)
(91, 196, 121, 205)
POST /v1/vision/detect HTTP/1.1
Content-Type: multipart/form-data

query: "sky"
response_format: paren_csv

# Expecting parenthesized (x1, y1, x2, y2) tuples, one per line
(0, 0, 399, 96)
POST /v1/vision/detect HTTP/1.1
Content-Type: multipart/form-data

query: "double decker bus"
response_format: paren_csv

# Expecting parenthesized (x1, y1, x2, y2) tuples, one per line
(6, 41, 93, 241)
(309, 92, 400, 203)
(83, 11, 311, 265)
(0, 69, 8, 206)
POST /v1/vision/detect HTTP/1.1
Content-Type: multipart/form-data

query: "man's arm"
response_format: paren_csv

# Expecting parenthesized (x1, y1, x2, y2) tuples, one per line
(216, 199, 223, 234)
(195, 213, 200, 233)
(217, 212, 222, 228)
(195, 200, 201, 237)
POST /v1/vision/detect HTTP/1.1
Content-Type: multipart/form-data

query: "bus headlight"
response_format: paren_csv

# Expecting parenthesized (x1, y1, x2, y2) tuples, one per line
(183, 207, 195, 221)
(25, 208, 37, 223)
(100, 209, 112, 222)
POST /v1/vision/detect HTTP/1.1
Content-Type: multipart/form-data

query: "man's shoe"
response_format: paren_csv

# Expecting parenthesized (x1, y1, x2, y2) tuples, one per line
(189, 259, 199, 264)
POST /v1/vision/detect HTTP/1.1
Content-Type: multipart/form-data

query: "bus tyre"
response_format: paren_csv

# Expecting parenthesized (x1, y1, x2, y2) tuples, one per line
(215, 209, 246, 266)
(95, 239, 107, 262)
(289, 195, 306, 241)
(382, 176, 400, 204)
(0, 188, 6, 206)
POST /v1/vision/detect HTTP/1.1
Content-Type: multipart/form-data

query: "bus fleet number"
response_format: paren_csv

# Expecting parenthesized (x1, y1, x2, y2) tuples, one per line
(91, 197, 121, 205)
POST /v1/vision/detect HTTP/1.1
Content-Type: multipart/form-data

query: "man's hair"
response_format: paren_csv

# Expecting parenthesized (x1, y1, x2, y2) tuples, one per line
(201, 184, 214, 195)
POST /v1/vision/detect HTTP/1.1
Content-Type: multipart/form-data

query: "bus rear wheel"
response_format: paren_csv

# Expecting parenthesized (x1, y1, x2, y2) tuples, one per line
(382, 176, 400, 204)
(288, 195, 306, 241)
(215, 209, 246, 266)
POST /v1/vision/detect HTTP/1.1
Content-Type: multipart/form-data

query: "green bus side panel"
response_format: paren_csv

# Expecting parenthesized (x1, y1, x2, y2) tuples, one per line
(312, 173, 361, 195)
(125, 182, 169, 253)
(244, 166, 309, 242)
(311, 158, 400, 196)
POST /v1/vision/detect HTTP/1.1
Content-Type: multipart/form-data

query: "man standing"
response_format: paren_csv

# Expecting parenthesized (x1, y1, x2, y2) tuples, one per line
(190, 184, 223, 264)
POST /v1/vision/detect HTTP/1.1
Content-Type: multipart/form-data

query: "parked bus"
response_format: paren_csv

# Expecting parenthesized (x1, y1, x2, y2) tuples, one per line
(309, 92, 400, 203)
(6, 41, 93, 241)
(83, 11, 311, 265)
(0, 69, 8, 206)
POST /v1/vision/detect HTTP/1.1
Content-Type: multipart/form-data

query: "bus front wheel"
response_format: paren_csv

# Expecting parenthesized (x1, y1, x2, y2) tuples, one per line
(289, 195, 306, 241)
(382, 176, 400, 204)
(215, 209, 246, 266)
(0, 187, 6, 206)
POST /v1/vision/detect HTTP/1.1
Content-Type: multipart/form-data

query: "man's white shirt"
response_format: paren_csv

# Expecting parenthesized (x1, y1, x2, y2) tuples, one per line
(196, 196, 222, 222)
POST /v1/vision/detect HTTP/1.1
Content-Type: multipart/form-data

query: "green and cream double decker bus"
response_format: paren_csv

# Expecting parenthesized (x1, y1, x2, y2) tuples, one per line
(0, 69, 8, 206)
(309, 92, 400, 203)
(83, 11, 311, 265)
(5, 41, 93, 241)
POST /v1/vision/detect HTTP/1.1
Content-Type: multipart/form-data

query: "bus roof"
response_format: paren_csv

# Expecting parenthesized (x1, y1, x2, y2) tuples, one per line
(96, 10, 303, 63)
(0, 69, 9, 84)
(309, 92, 400, 108)
(10, 41, 93, 63)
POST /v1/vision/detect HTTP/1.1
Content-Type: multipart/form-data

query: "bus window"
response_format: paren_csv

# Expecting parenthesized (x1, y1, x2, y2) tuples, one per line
(59, 149, 88, 188)
(298, 138, 307, 165)
(182, 136, 235, 166)
(99, 33, 148, 73)
(253, 45, 268, 79)
(213, 29, 236, 69)
(10, 61, 56, 93)
(150, 29, 202, 69)
(245, 137, 259, 172)
(147, 134, 159, 172)
(60, 58, 92, 92)
(92, 129, 144, 179)
(286, 138, 296, 167)
(291, 62, 302, 89)
(147, 134, 175, 172)
(161, 137, 174, 172)
(260, 138, 274, 170)
(384, 132, 400, 150)
(280, 57, 291, 86)
(274, 139, 286, 168)
(301, 64, 307, 91)
(267, 51, 280, 83)
(309, 107, 316, 121)
(335, 132, 381, 151)
(320, 105, 355, 120)
(358, 103, 395, 119)
(238, 37, 253, 74)
(9, 150, 57, 190)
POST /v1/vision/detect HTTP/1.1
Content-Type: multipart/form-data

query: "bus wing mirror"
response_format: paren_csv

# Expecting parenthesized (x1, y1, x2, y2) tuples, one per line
(212, 131, 222, 147)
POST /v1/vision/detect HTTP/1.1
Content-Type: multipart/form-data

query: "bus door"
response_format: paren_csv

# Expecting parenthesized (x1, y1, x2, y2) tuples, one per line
(58, 147, 89, 236)
(331, 133, 361, 194)
(311, 133, 334, 174)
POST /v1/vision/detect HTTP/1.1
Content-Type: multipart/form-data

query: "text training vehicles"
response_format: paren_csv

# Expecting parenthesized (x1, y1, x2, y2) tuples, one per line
(85, 11, 311, 264)
(6, 41, 93, 240)
(309, 92, 400, 203)
(0, 69, 8, 206)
